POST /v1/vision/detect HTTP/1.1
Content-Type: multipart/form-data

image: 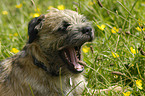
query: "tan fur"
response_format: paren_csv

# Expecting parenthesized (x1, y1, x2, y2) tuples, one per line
(0, 9, 93, 96)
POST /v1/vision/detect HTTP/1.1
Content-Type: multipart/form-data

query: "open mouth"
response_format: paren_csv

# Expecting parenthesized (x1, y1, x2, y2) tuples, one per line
(59, 46, 84, 73)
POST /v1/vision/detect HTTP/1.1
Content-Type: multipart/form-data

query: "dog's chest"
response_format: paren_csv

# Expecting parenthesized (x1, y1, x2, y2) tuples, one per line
(37, 74, 85, 96)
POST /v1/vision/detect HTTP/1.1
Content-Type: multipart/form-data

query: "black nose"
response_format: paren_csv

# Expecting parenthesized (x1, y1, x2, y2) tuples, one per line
(82, 27, 92, 35)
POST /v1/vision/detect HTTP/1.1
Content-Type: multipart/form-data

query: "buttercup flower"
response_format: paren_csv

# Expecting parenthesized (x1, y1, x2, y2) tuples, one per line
(82, 46, 90, 53)
(14, 33, 18, 37)
(9, 34, 12, 39)
(130, 47, 138, 54)
(48, 6, 54, 10)
(88, 1, 94, 6)
(23, 1, 26, 4)
(35, 8, 40, 12)
(88, 0, 96, 6)
(11, 48, 19, 54)
(31, 13, 40, 18)
(111, 27, 119, 33)
(57, 5, 65, 10)
(111, 52, 119, 58)
(114, 75, 118, 78)
(136, 27, 145, 31)
(142, 1, 145, 4)
(130, 64, 134, 67)
(2, 11, 8, 15)
(138, 19, 142, 26)
(15, 4, 22, 8)
(123, 91, 131, 96)
(136, 79, 143, 90)
(97, 24, 106, 31)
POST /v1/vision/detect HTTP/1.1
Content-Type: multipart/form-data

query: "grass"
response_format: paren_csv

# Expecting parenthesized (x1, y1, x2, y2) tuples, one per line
(0, 0, 145, 95)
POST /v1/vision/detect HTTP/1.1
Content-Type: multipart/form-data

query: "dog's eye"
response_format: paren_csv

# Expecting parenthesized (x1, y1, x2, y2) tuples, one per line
(58, 21, 70, 32)
(82, 18, 86, 22)
(62, 22, 70, 30)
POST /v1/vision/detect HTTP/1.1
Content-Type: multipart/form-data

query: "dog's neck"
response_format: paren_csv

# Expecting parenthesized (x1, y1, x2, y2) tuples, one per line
(24, 43, 71, 76)
(32, 55, 48, 72)
(32, 55, 60, 76)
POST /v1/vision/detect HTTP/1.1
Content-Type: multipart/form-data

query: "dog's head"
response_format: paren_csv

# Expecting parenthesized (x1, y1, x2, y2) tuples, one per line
(28, 9, 94, 74)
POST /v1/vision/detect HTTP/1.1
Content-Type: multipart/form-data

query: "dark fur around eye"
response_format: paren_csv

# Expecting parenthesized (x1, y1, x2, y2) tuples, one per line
(82, 19, 86, 22)
(58, 21, 70, 32)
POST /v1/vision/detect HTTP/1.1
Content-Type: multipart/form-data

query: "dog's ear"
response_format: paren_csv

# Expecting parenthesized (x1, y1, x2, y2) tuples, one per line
(28, 15, 45, 43)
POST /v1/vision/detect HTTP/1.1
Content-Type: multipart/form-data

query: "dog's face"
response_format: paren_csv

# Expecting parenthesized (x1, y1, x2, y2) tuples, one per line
(28, 9, 94, 75)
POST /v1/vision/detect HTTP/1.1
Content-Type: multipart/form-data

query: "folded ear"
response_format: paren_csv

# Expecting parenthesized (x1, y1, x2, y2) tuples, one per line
(28, 15, 45, 43)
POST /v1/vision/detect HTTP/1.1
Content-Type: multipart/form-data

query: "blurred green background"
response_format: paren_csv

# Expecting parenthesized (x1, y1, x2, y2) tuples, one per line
(0, 0, 145, 95)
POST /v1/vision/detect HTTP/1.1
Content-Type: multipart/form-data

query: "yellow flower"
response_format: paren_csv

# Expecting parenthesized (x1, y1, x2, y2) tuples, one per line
(114, 75, 118, 78)
(31, 13, 40, 18)
(15, 4, 22, 8)
(57, 5, 65, 10)
(14, 33, 18, 37)
(11, 48, 19, 54)
(130, 64, 134, 67)
(48, 6, 54, 10)
(142, 1, 145, 4)
(88, 0, 96, 6)
(35, 8, 40, 12)
(111, 27, 119, 33)
(88, 1, 94, 6)
(2, 11, 8, 15)
(82, 46, 90, 53)
(136, 79, 143, 90)
(9, 34, 12, 39)
(23, 1, 26, 4)
(123, 91, 131, 96)
(97, 24, 106, 31)
(138, 19, 142, 26)
(136, 27, 145, 31)
(130, 47, 138, 54)
(111, 52, 119, 58)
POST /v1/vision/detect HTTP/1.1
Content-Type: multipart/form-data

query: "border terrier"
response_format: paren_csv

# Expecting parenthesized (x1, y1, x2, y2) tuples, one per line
(0, 9, 94, 96)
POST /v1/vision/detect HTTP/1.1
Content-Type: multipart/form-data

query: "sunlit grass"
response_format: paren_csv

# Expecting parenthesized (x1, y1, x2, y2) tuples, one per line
(0, 0, 144, 95)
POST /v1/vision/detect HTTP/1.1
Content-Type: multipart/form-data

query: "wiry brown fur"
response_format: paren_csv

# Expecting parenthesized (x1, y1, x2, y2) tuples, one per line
(0, 9, 94, 96)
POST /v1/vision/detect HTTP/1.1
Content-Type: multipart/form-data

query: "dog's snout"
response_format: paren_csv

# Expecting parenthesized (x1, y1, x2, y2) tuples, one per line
(82, 27, 92, 35)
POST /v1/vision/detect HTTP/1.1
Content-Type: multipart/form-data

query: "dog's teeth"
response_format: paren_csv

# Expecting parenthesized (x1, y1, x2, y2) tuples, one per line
(65, 53, 70, 62)
(64, 52, 67, 56)
(69, 78, 73, 86)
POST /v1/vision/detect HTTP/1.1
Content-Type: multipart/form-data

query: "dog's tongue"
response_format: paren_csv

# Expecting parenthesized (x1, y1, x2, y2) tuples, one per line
(67, 48, 83, 71)
(65, 48, 84, 72)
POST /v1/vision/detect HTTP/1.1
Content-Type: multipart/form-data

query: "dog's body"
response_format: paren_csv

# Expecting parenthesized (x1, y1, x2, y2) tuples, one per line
(0, 9, 94, 96)
(0, 51, 86, 96)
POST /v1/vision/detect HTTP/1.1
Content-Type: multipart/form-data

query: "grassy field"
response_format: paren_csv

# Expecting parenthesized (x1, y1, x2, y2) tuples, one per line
(0, 0, 145, 95)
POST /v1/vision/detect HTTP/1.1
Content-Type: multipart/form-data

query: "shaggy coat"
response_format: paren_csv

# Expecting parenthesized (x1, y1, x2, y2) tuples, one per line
(0, 9, 94, 96)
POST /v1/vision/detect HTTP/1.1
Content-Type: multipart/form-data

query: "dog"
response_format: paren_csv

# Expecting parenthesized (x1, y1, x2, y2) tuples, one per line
(0, 9, 94, 96)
